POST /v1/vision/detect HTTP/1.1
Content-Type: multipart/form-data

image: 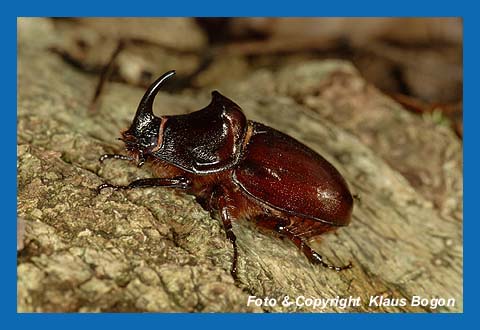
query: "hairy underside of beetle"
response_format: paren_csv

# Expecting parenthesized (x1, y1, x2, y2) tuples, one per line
(147, 156, 336, 240)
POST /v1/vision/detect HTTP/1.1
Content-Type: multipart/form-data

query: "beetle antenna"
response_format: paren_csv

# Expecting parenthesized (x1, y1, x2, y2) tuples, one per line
(134, 70, 176, 122)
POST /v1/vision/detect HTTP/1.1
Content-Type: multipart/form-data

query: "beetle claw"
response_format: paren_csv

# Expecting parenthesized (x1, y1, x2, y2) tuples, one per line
(96, 183, 113, 194)
(332, 261, 353, 271)
(309, 249, 352, 271)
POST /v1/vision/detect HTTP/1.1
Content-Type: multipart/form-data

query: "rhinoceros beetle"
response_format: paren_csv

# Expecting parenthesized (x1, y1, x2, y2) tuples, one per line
(98, 70, 353, 279)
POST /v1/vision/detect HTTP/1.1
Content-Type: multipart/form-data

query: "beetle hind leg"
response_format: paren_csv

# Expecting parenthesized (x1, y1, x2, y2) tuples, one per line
(297, 239, 352, 271)
(256, 215, 352, 271)
(285, 229, 352, 271)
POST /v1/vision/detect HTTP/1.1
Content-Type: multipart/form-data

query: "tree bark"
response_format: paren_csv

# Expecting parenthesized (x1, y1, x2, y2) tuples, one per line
(17, 18, 462, 312)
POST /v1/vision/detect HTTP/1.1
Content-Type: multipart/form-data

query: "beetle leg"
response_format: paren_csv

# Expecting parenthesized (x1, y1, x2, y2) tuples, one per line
(217, 195, 239, 280)
(99, 153, 145, 167)
(256, 216, 351, 271)
(280, 227, 352, 271)
(97, 176, 191, 193)
(99, 154, 134, 163)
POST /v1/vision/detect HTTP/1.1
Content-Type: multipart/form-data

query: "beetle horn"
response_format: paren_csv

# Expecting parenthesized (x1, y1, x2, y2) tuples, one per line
(134, 70, 176, 122)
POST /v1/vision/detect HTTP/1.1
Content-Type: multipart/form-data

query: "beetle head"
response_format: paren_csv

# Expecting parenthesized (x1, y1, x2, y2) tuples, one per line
(121, 70, 175, 166)
(121, 70, 248, 173)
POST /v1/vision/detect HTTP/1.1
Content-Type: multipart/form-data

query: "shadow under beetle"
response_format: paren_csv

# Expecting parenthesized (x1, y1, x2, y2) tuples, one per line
(98, 70, 353, 279)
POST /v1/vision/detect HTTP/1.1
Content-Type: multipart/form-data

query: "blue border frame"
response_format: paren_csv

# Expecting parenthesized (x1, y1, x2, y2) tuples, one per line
(9, 0, 472, 328)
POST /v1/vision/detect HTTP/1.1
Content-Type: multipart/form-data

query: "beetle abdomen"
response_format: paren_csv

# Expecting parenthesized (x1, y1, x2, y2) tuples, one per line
(233, 123, 353, 226)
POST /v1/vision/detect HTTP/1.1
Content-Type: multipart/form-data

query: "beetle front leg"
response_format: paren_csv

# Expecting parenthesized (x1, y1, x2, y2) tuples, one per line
(97, 176, 191, 194)
(99, 154, 134, 163)
(99, 152, 146, 167)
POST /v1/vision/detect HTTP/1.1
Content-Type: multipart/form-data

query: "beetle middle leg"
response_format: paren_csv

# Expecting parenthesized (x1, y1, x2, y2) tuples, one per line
(256, 215, 352, 271)
(220, 205, 239, 280)
(210, 189, 240, 280)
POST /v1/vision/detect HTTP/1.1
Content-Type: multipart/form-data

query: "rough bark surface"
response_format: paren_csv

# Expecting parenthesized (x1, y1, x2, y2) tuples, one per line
(17, 18, 463, 312)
